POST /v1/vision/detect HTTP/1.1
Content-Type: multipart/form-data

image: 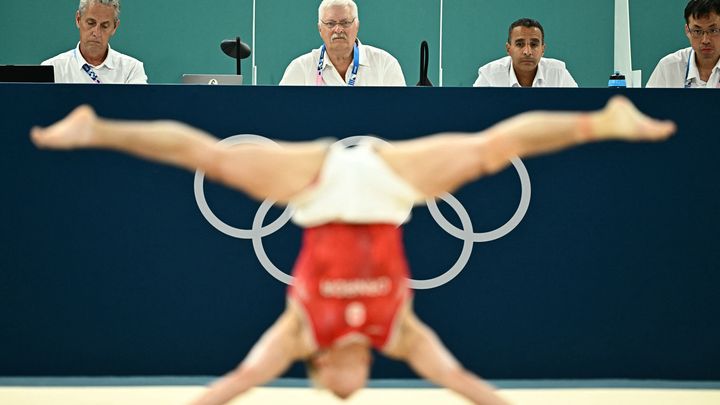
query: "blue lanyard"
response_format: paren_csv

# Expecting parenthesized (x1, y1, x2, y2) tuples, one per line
(684, 49, 693, 88)
(316, 42, 360, 86)
(82, 64, 102, 84)
(685, 49, 720, 88)
(74, 48, 102, 84)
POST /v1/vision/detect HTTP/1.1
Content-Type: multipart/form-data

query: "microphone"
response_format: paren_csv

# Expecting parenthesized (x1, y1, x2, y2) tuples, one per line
(221, 37, 252, 75)
(417, 41, 433, 86)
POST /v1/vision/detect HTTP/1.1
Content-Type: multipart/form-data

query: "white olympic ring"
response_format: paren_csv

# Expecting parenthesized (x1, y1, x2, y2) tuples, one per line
(194, 135, 531, 290)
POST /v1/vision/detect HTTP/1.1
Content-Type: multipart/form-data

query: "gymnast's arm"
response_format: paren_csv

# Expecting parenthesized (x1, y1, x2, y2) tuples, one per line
(190, 307, 312, 405)
(378, 96, 676, 197)
(30, 105, 325, 203)
(383, 311, 512, 405)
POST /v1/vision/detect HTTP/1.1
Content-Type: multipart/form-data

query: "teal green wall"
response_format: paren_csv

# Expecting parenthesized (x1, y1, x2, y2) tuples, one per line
(631, 0, 689, 86)
(0, 1, 691, 87)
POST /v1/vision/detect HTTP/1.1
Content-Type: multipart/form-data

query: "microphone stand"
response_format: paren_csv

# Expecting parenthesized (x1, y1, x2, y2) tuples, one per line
(221, 36, 252, 76)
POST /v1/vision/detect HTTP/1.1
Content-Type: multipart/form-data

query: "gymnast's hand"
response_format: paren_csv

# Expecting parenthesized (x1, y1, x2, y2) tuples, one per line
(593, 96, 676, 142)
(31, 105, 96, 150)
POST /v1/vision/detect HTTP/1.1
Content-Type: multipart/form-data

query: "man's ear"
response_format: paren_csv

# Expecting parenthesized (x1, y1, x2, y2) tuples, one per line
(111, 18, 120, 36)
(684, 25, 693, 42)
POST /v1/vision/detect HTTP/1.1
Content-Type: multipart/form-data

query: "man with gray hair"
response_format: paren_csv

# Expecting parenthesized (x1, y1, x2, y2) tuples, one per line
(280, 0, 405, 86)
(42, 0, 147, 84)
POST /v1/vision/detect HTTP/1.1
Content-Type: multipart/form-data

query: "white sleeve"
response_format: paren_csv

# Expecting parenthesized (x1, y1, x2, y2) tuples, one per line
(126, 61, 148, 84)
(41, 57, 63, 83)
(279, 58, 307, 85)
(383, 56, 406, 86)
(473, 67, 491, 87)
(646, 63, 666, 88)
(562, 69, 578, 88)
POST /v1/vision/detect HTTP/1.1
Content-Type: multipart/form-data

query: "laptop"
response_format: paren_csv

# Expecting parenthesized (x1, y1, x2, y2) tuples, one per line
(182, 74, 243, 85)
(0, 65, 55, 83)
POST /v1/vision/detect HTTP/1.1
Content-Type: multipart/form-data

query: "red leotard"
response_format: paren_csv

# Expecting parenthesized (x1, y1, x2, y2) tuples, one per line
(288, 223, 411, 350)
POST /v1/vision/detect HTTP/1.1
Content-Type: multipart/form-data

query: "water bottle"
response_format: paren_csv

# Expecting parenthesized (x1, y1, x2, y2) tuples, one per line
(608, 71, 627, 88)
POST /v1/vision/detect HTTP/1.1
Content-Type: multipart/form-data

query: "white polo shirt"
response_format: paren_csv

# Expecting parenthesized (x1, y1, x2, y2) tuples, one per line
(473, 56, 578, 88)
(646, 47, 720, 88)
(280, 41, 405, 86)
(42, 43, 147, 84)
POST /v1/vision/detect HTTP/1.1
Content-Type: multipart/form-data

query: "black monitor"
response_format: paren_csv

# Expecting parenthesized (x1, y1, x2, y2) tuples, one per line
(0, 65, 55, 83)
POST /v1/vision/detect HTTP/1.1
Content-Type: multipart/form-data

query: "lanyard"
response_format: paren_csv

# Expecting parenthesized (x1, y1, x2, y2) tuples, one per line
(316, 42, 360, 86)
(684, 49, 693, 88)
(74, 48, 102, 84)
(685, 49, 720, 88)
(82, 64, 102, 84)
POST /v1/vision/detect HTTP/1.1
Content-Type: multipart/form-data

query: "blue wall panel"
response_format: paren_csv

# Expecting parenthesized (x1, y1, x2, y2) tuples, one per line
(0, 84, 718, 379)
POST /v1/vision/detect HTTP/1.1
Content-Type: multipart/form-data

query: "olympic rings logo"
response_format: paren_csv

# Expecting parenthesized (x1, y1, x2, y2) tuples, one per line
(194, 135, 531, 290)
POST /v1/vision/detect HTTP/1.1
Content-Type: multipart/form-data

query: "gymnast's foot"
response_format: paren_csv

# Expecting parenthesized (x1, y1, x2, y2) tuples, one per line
(31, 105, 97, 150)
(594, 96, 676, 141)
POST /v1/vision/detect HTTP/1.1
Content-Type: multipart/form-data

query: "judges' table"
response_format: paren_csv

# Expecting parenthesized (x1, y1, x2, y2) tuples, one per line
(0, 84, 718, 380)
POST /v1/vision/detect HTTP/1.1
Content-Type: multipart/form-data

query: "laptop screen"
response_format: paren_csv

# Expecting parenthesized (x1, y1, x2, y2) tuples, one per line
(0, 65, 55, 83)
(182, 74, 243, 85)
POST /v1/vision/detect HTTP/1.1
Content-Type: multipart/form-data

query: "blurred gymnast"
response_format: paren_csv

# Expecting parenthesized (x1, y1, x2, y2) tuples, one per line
(31, 96, 674, 405)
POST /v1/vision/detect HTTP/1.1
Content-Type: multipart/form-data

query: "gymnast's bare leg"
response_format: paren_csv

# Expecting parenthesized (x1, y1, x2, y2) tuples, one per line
(31, 96, 675, 201)
(377, 96, 675, 196)
(31, 106, 328, 202)
(30, 97, 675, 405)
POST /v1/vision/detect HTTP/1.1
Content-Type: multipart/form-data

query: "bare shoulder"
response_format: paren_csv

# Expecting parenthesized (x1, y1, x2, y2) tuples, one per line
(284, 299, 318, 359)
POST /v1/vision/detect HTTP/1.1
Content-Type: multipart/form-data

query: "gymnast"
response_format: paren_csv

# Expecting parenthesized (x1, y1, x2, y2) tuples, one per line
(31, 96, 674, 405)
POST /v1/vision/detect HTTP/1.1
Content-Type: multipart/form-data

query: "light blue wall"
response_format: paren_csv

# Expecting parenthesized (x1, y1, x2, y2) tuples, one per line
(0, 1, 691, 86)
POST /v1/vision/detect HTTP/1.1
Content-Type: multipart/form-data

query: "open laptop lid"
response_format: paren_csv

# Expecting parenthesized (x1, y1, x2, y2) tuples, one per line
(0, 65, 55, 83)
(182, 74, 243, 85)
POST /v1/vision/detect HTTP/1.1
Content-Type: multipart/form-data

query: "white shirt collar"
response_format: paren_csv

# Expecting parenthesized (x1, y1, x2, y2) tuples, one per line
(320, 39, 367, 70)
(509, 58, 543, 87)
(74, 42, 116, 70)
(687, 51, 702, 84)
(534, 60, 546, 84)
(686, 49, 720, 84)
(508, 61, 520, 87)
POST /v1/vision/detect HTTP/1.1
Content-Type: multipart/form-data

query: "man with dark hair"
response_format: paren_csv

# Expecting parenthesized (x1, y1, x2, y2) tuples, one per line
(474, 18, 577, 87)
(42, 0, 147, 84)
(647, 0, 720, 88)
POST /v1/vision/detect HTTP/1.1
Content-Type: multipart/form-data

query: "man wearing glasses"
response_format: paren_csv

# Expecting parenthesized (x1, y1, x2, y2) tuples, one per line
(473, 18, 577, 88)
(647, 0, 720, 88)
(280, 0, 405, 86)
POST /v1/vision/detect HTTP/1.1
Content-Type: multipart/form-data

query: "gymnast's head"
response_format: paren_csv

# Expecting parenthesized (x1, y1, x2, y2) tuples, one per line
(307, 342, 372, 399)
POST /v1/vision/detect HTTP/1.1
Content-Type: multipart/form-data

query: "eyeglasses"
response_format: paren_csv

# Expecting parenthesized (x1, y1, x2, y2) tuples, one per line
(687, 26, 720, 38)
(320, 18, 355, 29)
